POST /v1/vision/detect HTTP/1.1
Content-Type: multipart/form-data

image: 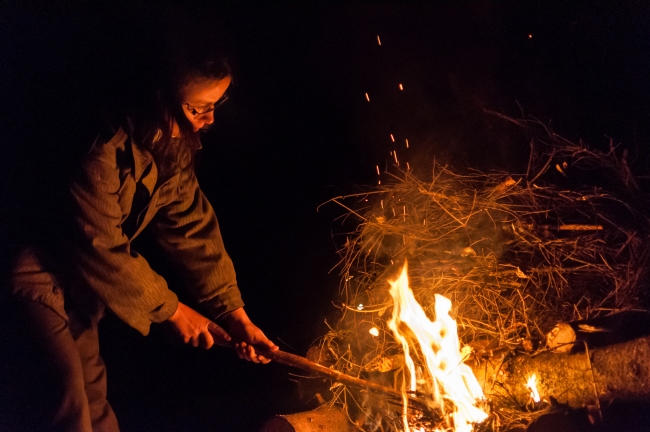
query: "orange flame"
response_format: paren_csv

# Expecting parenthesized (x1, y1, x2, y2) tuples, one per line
(527, 374, 540, 403)
(387, 261, 488, 431)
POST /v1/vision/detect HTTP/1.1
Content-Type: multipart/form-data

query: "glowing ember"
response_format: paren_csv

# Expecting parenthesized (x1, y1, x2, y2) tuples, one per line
(527, 374, 541, 403)
(399, 83, 404, 90)
(369, 327, 380, 337)
(387, 261, 488, 432)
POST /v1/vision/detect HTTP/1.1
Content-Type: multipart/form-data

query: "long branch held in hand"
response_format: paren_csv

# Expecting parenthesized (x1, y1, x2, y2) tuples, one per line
(255, 347, 429, 410)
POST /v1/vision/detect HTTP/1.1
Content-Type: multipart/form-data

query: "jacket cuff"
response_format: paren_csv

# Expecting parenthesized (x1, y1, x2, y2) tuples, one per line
(129, 290, 179, 336)
(148, 290, 180, 324)
(202, 287, 245, 321)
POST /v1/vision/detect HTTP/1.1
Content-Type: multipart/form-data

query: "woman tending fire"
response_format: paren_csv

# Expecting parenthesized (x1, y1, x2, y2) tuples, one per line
(1, 40, 277, 431)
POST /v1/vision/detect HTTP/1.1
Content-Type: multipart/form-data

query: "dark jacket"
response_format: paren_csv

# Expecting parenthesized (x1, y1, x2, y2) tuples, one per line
(10, 127, 244, 335)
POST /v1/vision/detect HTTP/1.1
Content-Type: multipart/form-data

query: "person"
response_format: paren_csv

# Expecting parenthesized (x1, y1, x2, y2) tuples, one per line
(1, 43, 278, 432)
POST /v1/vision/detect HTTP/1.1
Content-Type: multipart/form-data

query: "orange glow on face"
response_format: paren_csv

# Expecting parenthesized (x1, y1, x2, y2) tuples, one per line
(180, 76, 231, 131)
(387, 261, 488, 431)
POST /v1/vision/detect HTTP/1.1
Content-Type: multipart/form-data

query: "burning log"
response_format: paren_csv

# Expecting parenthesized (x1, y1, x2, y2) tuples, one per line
(475, 334, 650, 410)
(260, 404, 355, 432)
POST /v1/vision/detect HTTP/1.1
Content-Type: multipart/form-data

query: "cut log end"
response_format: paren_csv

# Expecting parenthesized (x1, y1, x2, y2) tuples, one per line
(259, 405, 355, 432)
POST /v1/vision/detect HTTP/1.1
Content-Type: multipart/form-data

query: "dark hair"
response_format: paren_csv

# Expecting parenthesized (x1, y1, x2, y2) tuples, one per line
(122, 48, 232, 179)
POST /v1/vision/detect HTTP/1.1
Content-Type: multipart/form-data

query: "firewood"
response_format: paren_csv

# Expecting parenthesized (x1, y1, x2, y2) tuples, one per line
(259, 404, 355, 432)
(474, 335, 650, 410)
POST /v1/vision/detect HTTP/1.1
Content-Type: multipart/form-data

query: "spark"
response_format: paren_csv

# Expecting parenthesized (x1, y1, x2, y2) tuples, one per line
(399, 83, 404, 90)
(357, 304, 364, 311)
(376, 165, 380, 175)
(369, 327, 380, 337)
(406, 162, 410, 170)
(528, 34, 533, 39)
(390, 134, 395, 142)
(406, 139, 409, 148)
(393, 150, 399, 165)
(380, 200, 384, 209)
(377, 35, 381, 45)
(365, 92, 370, 102)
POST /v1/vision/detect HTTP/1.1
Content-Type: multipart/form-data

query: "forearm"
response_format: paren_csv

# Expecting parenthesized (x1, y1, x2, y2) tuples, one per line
(69, 153, 179, 334)
(219, 307, 251, 328)
(150, 168, 244, 319)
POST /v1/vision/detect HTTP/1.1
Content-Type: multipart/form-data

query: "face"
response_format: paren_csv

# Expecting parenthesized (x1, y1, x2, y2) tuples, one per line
(178, 75, 232, 132)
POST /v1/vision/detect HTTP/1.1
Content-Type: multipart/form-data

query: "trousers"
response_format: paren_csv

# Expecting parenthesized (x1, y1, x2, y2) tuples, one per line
(0, 296, 120, 432)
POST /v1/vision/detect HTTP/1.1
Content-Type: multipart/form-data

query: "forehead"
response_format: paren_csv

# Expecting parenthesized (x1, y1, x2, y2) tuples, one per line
(181, 76, 231, 105)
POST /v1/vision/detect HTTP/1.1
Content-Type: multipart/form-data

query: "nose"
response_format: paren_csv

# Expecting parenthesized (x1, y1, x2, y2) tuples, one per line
(202, 111, 215, 126)
(193, 111, 215, 131)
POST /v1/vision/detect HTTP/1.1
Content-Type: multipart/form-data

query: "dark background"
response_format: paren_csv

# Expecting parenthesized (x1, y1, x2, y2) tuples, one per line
(1, 1, 649, 431)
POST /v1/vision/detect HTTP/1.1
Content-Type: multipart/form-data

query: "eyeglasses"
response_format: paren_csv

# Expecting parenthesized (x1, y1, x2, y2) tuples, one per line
(182, 95, 229, 117)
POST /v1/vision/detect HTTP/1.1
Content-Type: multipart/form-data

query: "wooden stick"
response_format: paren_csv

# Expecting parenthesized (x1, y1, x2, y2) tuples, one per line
(257, 347, 427, 408)
(213, 333, 429, 410)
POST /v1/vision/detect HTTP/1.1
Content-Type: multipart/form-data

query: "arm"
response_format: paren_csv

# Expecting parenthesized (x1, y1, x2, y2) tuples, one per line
(68, 138, 178, 335)
(148, 165, 244, 320)
(149, 165, 277, 361)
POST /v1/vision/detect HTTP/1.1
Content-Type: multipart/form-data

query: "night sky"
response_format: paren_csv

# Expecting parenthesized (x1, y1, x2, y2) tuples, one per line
(1, 1, 650, 431)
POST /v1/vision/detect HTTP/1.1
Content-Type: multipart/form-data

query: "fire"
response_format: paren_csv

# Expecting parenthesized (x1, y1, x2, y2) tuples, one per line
(387, 261, 488, 431)
(527, 374, 541, 403)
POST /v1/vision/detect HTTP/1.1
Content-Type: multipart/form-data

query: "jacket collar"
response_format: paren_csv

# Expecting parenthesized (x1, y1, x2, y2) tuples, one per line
(129, 134, 158, 194)
(130, 140, 152, 182)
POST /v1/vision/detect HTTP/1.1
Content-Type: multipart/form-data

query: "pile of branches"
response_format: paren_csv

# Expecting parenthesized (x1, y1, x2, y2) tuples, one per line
(312, 123, 650, 431)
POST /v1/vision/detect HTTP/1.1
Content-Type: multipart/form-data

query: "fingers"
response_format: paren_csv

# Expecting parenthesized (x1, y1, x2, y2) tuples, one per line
(234, 342, 271, 364)
(184, 327, 212, 348)
(207, 322, 232, 347)
(233, 342, 274, 364)
(256, 333, 279, 352)
(198, 329, 215, 349)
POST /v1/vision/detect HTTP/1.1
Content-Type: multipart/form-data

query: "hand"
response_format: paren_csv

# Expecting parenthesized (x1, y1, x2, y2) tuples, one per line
(221, 307, 278, 364)
(167, 302, 231, 349)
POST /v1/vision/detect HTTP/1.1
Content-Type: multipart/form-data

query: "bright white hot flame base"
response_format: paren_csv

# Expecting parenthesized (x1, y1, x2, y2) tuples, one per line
(387, 261, 488, 432)
(527, 374, 541, 403)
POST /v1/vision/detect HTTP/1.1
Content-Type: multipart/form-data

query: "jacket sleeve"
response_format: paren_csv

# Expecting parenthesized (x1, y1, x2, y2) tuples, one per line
(148, 165, 245, 321)
(69, 149, 178, 335)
